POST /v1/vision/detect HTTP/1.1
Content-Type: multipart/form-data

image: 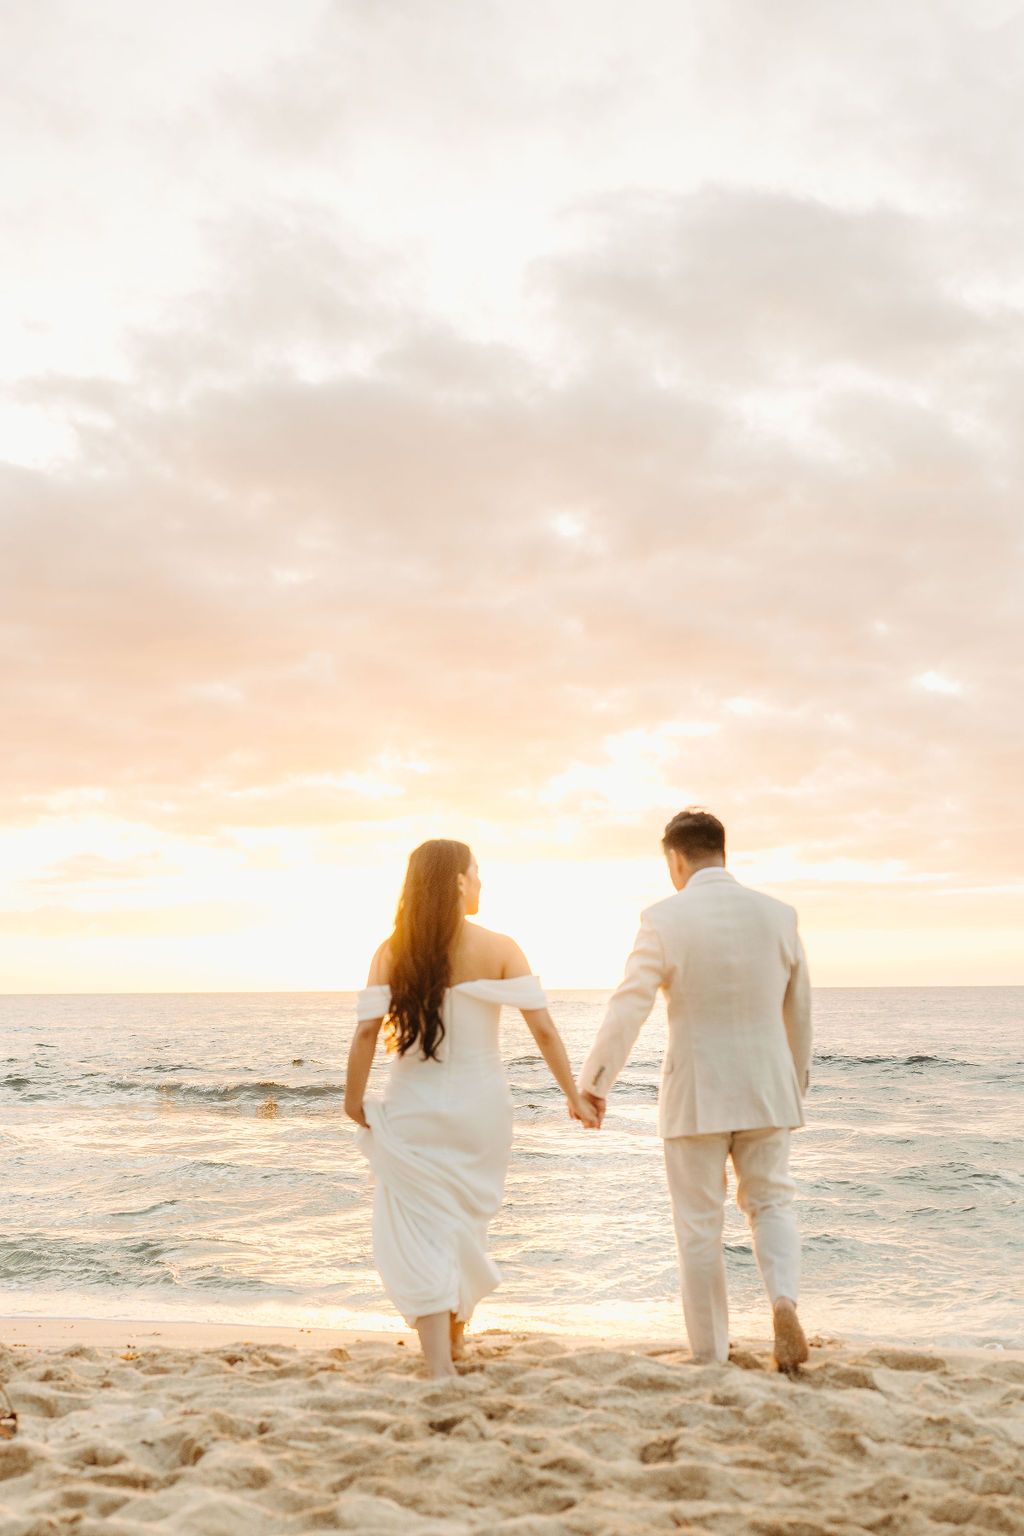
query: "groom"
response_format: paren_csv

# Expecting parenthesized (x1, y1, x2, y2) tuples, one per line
(578, 808, 812, 1370)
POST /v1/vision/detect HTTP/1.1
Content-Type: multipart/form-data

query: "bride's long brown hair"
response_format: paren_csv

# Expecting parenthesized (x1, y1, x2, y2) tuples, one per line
(386, 839, 471, 1061)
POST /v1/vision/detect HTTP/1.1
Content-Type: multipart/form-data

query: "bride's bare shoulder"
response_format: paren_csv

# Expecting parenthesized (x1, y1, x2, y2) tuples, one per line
(464, 924, 530, 979)
(367, 941, 392, 986)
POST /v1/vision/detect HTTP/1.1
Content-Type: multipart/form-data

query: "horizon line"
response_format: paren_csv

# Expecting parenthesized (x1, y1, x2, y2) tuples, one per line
(2, 982, 1022, 998)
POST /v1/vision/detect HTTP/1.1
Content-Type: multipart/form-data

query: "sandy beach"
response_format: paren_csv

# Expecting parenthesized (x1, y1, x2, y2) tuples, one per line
(1, 1321, 1022, 1536)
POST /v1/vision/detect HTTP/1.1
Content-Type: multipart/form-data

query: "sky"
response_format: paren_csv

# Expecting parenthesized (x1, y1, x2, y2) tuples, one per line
(2, 0, 1023, 991)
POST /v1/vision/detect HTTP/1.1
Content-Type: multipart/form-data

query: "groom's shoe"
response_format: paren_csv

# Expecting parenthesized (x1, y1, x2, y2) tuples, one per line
(772, 1298, 809, 1374)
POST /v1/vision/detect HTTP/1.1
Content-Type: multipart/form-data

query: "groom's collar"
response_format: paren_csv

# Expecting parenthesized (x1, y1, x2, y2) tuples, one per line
(685, 867, 735, 888)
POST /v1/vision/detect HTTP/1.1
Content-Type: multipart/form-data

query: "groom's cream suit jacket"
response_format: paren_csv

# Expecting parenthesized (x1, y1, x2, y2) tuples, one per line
(579, 869, 812, 1138)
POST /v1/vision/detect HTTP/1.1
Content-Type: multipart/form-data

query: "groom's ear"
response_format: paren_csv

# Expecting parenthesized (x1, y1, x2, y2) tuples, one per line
(665, 847, 687, 889)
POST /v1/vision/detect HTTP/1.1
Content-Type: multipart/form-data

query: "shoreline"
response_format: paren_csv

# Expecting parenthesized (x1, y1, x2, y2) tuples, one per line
(0, 1315, 414, 1353)
(2, 1311, 1021, 1357)
(3, 1310, 1022, 1363)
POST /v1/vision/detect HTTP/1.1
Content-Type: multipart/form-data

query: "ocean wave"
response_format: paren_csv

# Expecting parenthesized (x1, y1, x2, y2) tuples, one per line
(0, 1076, 345, 1105)
(892, 1162, 1021, 1189)
(0, 1235, 178, 1290)
(108, 1200, 181, 1220)
(816, 1052, 980, 1069)
(159, 1081, 343, 1104)
(0, 1234, 289, 1294)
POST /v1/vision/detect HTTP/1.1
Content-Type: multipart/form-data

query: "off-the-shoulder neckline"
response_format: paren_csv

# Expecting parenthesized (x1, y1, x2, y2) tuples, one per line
(450, 974, 540, 989)
(361, 975, 540, 991)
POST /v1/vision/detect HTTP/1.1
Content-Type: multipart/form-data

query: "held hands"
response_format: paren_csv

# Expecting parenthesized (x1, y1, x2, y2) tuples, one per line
(568, 1089, 605, 1129)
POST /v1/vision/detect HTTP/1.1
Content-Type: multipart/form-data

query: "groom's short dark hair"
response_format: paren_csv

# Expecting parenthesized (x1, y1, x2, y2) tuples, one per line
(662, 808, 726, 860)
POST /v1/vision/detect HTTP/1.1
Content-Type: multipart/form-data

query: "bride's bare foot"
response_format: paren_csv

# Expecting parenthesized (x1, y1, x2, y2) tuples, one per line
(450, 1315, 467, 1360)
(415, 1311, 456, 1378)
(772, 1297, 809, 1374)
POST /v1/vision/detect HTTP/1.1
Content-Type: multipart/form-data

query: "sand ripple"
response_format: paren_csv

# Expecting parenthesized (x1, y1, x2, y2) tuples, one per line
(1, 1335, 1022, 1535)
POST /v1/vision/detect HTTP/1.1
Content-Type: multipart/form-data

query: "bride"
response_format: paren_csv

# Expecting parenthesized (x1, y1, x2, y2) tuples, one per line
(345, 838, 598, 1377)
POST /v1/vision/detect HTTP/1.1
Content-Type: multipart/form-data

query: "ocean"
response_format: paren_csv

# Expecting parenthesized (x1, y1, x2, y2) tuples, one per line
(1, 988, 1021, 1348)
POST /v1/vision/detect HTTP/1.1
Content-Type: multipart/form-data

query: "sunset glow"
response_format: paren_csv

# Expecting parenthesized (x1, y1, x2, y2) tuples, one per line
(3, 1, 1022, 991)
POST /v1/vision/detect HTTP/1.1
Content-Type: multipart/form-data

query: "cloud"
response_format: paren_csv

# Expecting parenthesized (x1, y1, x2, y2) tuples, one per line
(0, 901, 263, 939)
(537, 190, 995, 390)
(23, 852, 181, 891)
(2, 0, 1022, 943)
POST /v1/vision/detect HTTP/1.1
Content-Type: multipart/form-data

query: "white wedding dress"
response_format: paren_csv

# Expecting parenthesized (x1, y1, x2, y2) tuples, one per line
(355, 975, 546, 1326)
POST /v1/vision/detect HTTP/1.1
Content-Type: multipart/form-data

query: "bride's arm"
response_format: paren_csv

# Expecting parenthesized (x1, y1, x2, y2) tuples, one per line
(499, 936, 598, 1128)
(344, 943, 389, 1128)
(519, 1007, 598, 1127)
(345, 1019, 381, 1128)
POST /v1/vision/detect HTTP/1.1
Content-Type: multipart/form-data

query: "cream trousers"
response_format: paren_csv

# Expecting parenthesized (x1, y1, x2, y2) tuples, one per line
(663, 1126, 800, 1364)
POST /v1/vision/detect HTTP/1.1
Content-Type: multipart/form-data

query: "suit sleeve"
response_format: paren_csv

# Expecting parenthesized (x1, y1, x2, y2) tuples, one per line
(578, 917, 667, 1098)
(783, 928, 812, 1094)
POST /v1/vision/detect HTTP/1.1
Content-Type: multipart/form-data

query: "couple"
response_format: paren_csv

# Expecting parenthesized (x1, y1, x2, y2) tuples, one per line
(344, 808, 812, 1379)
